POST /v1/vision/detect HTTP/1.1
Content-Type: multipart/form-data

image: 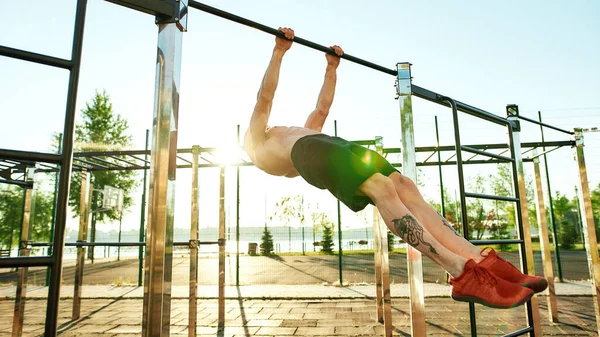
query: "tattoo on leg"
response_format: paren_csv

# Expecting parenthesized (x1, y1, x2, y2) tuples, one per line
(438, 212, 461, 236)
(392, 215, 438, 255)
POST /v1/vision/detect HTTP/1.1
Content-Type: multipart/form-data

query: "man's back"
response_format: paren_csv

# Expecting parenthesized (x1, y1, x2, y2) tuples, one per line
(244, 125, 320, 177)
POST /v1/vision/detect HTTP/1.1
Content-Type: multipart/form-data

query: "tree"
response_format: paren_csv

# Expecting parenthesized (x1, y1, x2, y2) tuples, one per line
(68, 91, 137, 261)
(321, 223, 334, 254)
(260, 226, 274, 256)
(0, 185, 55, 252)
(387, 230, 395, 252)
(552, 191, 581, 248)
(466, 174, 492, 240)
(591, 183, 600, 242)
(312, 211, 334, 254)
(271, 194, 305, 253)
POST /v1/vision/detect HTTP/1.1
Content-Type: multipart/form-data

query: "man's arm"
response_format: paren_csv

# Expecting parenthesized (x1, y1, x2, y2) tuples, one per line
(247, 27, 294, 148)
(304, 45, 343, 132)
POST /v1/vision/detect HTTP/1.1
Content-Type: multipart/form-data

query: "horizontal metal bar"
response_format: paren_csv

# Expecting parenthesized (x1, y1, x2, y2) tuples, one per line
(0, 45, 72, 69)
(470, 239, 524, 245)
(461, 145, 514, 162)
(0, 179, 33, 188)
(188, 1, 397, 75)
(32, 241, 221, 248)
(0, 256, 54, 268)
(501, 326, 534, 337)
(516, 114, 574, 135)
(465, 192, 519, 202)
(352, 140, 377, 146)
(528, 146, 560, 160)
(0, 149, 63, 164)
(105, 0, 175, 17)
(412, 85, 512, 127)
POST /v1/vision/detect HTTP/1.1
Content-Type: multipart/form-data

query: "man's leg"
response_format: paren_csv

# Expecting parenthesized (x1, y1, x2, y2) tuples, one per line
(358, 173, 466, 277)
(359, 173, 535, 308)
(388, 172, 484, 262)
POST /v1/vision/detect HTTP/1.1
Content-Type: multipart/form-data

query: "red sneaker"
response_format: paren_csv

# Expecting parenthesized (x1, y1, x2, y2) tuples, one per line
(478, 247, 548, 293)
(450, 259, 534, 309)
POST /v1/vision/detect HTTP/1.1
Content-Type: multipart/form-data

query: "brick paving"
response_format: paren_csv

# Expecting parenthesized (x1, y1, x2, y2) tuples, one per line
(0, 295, 597, 336)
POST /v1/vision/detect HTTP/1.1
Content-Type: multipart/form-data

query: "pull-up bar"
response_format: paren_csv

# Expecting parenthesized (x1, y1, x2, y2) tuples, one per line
(188, 1, 396, 76)
(188, 1, 516, 127)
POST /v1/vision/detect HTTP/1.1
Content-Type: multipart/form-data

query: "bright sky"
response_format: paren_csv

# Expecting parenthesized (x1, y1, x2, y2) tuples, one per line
(0, 0, 599, 233)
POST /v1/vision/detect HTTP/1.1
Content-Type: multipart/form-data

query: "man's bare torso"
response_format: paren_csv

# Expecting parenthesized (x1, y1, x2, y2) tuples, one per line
(244, 126, 321, 178)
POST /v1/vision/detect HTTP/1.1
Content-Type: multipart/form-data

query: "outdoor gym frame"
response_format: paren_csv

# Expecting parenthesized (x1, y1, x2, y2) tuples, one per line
(0, 0, 598, 337)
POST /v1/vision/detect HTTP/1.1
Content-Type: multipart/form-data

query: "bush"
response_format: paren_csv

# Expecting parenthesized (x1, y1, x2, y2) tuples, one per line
(559, 220, 578, 250)
(260, 227, 274, 256)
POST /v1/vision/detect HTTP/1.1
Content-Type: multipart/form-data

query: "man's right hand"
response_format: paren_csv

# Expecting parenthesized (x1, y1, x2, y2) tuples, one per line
(275, 27, 294, 52)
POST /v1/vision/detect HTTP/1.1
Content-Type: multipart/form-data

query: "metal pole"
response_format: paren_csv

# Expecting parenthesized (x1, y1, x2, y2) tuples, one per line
(573, 128, 600, 335)
(72, 171, 89, 320)
(301, 195, 305, 256)
(46, 0, 87, 334)
(507, 110, 542, 336)
(189, 145, 199, 337)
(441, 96, 477, 335)
(375, 135, 392, 337)
(142, 15, 184, 337)
(397, 62, 425, 337)
(12, 183, 33, 337)
(117, 211, 122, 261)
(236, 125, 241, 285)
(218, 165, 226, 331)
(334, 121, 343, 285)
(434, 116, 445, 217)
(538, 111, 563, 281)
(532, 150, 559, 322)
(46, 133, 62, 286)
(138, 129, 149, 287)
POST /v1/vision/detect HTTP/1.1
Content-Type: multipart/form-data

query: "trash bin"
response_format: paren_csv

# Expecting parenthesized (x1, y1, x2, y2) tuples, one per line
(248, 242, 258, 255)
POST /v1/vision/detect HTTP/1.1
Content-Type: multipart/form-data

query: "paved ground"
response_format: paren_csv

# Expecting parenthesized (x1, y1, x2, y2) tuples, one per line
(0, 250, 593, 286)
(0, 295, 597, 336)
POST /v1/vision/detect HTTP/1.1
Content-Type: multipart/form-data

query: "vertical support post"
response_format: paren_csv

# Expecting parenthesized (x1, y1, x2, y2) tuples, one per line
(538, 111, 563, 281)
(334, 121, 343, 285)
(441, 96, 479, 335)
(218, 165, 226, 331)
(573, 128, 600, 335)
(397, 62, 426, 336)
(189, 145, 199, 337)
(142, 6, 186, 335)
(372, 197, 384, 322)
(117, 212, 123, 260)
(236, 125, 241, 285)
(138, 129, 149, 287)
(46, 133, 63, 286)
(45, 0, 88, 334)
(532, 150, 559, 322)
(12, 175, 34, 337)
(507, 106, 542, 336)
(434, 116, 445, 217)
(72, 171, 90, 320)
(375, 136, 392, 337)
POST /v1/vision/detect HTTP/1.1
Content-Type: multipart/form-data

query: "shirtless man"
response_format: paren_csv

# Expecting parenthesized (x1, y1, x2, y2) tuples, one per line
(244, 27, 547, 308)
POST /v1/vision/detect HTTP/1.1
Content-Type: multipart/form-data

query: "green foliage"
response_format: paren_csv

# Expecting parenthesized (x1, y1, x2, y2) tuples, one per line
(552, 191, 582, 248)
(559, 219, 578, 249)
(271, 194, 305, 226)
(312, 211, 334, 254)
(260, 226, 274, 256)
(66, 91, 137, 260)
(387, 230, 395, 252)
(69, 90, 136, 222)
(0, 185, 55, 251)
(591, 183, 600, 242)
(321, 223, 334, 254)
